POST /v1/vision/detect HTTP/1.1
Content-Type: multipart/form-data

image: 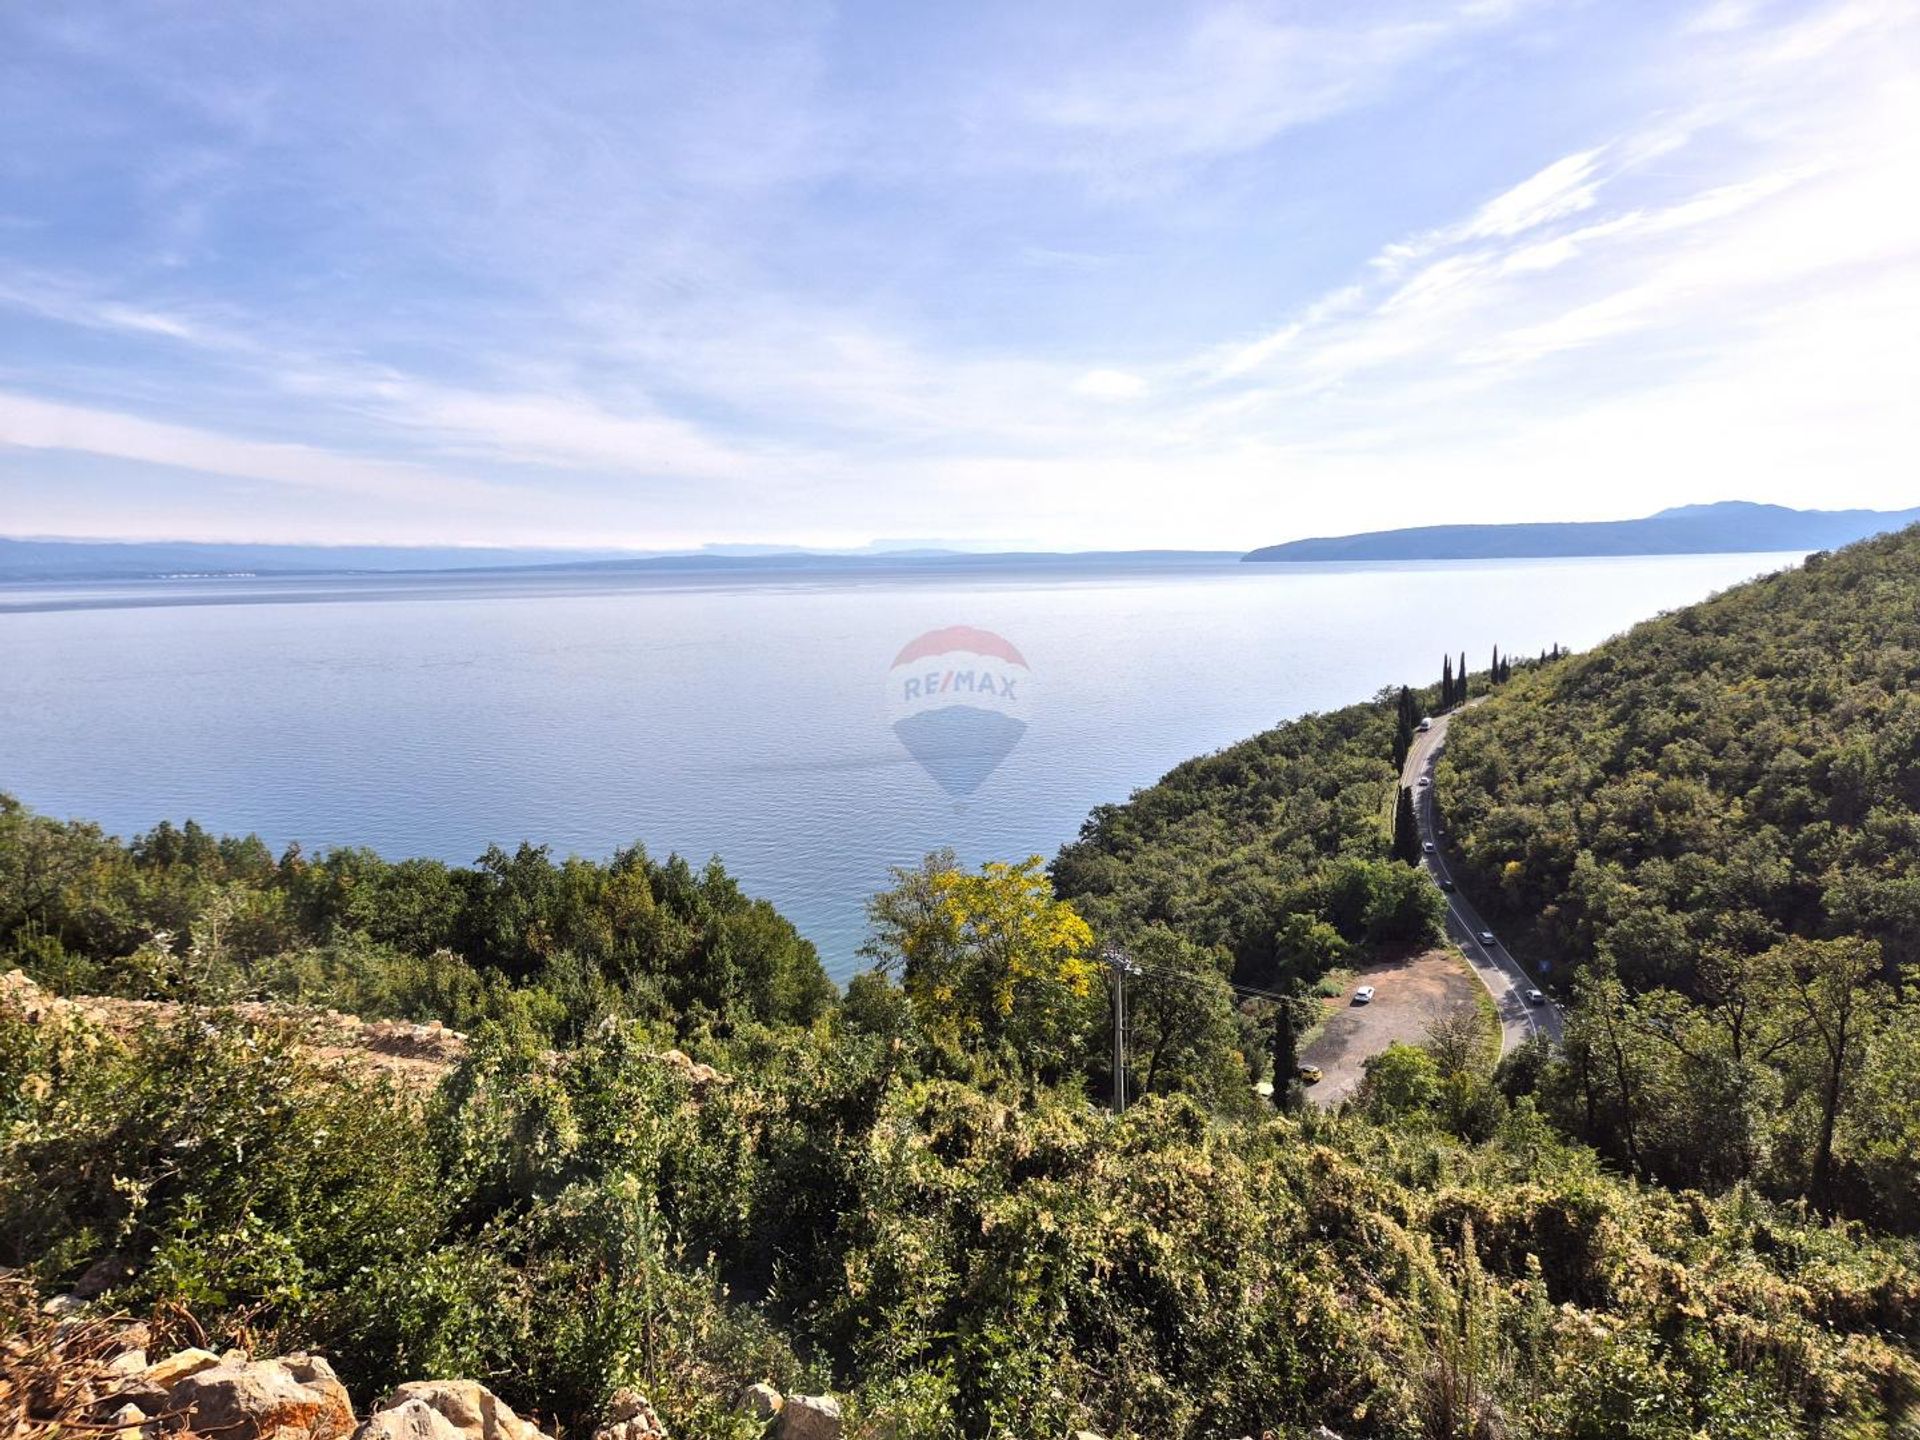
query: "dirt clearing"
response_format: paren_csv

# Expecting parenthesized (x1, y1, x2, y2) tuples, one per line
(1298, 946, 1484, 1107)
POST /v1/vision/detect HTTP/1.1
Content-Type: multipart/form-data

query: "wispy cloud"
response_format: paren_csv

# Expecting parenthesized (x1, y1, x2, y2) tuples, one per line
(0, 0, 1917, 547)
(0, 391, 507, 507)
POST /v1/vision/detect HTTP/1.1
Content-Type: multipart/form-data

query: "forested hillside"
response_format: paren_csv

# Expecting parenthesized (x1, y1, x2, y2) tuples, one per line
(1427, 527, 1920, 1217)
(1053, 696, 1444, 977)
(1439, 524, 1920, 986)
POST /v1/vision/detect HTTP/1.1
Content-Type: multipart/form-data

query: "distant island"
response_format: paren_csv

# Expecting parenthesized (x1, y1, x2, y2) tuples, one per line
(11, 501, 1919, 581)
(1243, 500, 1920, 562)
(0, 538, 1237, 583)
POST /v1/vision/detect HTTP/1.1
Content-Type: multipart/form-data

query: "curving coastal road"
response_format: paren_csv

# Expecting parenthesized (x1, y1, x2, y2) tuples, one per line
(1402, 710, 1564, 1055)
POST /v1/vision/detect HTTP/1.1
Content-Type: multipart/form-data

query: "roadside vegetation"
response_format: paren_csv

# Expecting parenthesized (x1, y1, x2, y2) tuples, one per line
(5, 526, 1920, 1436)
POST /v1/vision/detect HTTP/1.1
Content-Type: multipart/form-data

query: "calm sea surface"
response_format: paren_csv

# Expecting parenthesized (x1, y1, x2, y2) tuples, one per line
(0, 553, 1798, 977)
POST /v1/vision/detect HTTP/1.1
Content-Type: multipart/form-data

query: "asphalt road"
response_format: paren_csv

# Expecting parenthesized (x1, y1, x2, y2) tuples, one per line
(1403, 711, 1565, 1055)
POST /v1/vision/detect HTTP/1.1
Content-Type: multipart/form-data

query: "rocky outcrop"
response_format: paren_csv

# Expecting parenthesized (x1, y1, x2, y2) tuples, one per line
(1, 972, 731, 1097)
(161, 1354, 356, 1440)
(363, 1381, 551, 1440)
(0, 971, 463, 1090)
(138, 1347, 224, 1393)
(591, 1387, 666, 1440)
(3, 1274, 703, 1440)
(735, 1383, 783, 1423)
(354, 1398, 465, 1440)
(656, 1049, 730, 1090)
(776, 1394, 841, 1440)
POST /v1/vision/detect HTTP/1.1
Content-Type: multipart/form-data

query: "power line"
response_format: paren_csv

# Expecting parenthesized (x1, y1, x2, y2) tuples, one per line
(1102, 946, 1299, 1114)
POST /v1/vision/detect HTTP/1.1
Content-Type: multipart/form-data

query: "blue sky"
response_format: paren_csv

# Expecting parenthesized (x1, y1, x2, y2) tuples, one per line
(1, 0, 1916, 549)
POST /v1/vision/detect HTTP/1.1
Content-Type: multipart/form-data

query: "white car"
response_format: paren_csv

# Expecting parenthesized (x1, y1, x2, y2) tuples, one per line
(1418, 718, 1433, 732)
(1479, 930, 1496, 946)
(1423, 840, 1436, 853)
(1353, 985, 1376, 1005)
(1417, 776, 1431, 787)
(1525, 988, 1545, 1006)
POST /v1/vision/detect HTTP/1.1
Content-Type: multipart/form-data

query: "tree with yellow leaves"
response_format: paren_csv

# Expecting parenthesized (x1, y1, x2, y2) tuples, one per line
(861, 850, 1100, 1082)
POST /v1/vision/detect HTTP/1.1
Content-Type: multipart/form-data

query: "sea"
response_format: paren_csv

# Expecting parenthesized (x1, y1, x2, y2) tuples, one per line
(0, 552, 1798, 978)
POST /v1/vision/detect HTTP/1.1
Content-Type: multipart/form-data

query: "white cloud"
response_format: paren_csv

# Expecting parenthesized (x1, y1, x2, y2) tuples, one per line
(1073, 369, 1148, 401)
(0, 391, 505, 507)
(1020, 2, 1531, 184)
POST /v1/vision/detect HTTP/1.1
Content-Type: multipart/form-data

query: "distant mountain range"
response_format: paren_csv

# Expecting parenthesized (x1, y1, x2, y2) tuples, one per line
(0, 539, 647, 580)
(0, 537, 1237, 582)
(8, 502, 1917, 581)
(1243, 502, 1920, 562)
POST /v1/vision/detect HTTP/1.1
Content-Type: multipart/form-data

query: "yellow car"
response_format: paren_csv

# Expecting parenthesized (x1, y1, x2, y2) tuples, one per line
(1297, 1064, 1323, 1084)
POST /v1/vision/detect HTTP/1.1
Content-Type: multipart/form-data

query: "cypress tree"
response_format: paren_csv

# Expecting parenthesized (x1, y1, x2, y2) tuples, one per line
(1271, 1000, 1300, 1109)
(1442, 654, 1454, 709)
(1458, 650, 1469, 702)
(1393, 784, 1422, 864)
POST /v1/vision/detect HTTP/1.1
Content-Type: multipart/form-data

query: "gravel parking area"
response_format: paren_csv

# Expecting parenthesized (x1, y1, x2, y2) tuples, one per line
(1298, 946, 1484, 1107)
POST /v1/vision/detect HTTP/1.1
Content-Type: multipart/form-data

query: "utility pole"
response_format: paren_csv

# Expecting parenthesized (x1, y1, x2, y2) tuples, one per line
(1104, 946, 1134, 1113)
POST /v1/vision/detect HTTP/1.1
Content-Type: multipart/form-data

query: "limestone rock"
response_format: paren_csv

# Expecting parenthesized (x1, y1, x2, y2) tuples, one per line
(107, 1322, 154, 1357)
(657, 1049, 729, 1089)
(108, 1401, 149, 1440)
(105, 1348, 151, 1380)
(736, 1383, 783, 1422)
(142, 1348, 224, 1391)
(778, 1394, 842, 1440)
(375, 1380, 551, 1440)
(161, 1353, 354, 1440)
(353, 1398, 466, 1440)
(592, 1388, 666, 1440)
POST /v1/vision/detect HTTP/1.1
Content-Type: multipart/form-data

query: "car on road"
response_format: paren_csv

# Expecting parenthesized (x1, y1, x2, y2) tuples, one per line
(1423, 841, 1436, 853)
(1297, 1064, 1323, 1083)
(1479, 930, 1496, 946)
(1418, 718, 1432, 732)
(1525, 988, 1546, 1006)
(1417, 776, 1431, 786)
(1353, 985, 1375, 1005)
(1439, 879, 1455, 891)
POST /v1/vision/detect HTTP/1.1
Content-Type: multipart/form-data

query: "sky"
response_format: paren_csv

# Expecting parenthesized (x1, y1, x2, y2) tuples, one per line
(1, 0, 1918, 551)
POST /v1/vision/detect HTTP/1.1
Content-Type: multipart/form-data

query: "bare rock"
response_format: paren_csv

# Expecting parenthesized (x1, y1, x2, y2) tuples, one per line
(161, 1353, 354, 1440)
(353, 1398, 467, 1440)
(105, 1349, 151, 1379)
(777, 1394, 842, 1440)
(374, 1380, 551, 1440)
(73, 1255, 135, 1299)
(736, 1383, 783, 1422)
(106, 1321, 154, 1357)
(592, 1388, 666, 1440)
(142, 1349, 224, 1391)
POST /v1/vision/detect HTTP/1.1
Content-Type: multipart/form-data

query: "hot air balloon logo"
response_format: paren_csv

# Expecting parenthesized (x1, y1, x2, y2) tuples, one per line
(887, 625, 1031, 798)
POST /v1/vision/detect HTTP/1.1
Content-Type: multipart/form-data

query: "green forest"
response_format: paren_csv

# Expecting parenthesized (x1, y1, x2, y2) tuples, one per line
(6, 527, 1920, 1437)
(1437, 526, 1920, 1221)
